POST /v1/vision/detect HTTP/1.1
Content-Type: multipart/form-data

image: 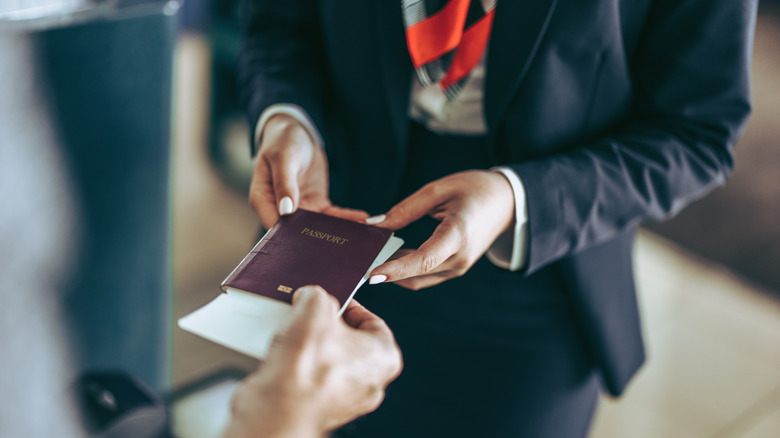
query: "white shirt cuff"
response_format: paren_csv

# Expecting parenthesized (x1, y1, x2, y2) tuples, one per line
(253, 104, 325, 152)
(486, 166, 528, 271)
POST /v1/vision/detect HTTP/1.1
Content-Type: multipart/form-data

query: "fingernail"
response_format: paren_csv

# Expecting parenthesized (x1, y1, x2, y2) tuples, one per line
(279, 197, 294, 216)
(369, 275, 387, 285)
(365, 214, 386, 225)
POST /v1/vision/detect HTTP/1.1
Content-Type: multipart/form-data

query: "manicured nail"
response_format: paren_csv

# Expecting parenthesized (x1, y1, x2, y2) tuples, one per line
(279, 197, 294, 216)
(369, 275, 387, 285)
(365, 214, 386, 225)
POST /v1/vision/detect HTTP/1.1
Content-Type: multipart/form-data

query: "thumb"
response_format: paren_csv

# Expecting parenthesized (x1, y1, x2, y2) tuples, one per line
(289, 285, 340, 329)
(259, 114, 316, 218)
(268, 150, 303, 217)
(268, 286, 338, 358)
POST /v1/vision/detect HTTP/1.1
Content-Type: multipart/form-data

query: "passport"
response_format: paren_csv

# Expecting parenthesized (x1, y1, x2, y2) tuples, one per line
(178, 209, 403, 359)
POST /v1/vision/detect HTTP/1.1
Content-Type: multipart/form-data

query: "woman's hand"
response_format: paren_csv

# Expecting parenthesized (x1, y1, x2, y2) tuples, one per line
(367, 170, 515, 290)
(249, 114, 368, 229)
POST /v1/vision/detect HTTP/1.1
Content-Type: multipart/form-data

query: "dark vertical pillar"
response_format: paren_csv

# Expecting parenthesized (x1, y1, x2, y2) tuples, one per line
(36, 10, 176, 391)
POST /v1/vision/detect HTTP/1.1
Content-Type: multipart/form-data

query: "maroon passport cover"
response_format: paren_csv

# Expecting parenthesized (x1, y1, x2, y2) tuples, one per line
(222, 209, 393, 306)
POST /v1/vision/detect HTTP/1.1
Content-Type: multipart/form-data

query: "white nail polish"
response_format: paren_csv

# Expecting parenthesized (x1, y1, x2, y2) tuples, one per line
(279, 197, 294, 215)
(365, 214, 386, 225)
(369, 275, 387, 285)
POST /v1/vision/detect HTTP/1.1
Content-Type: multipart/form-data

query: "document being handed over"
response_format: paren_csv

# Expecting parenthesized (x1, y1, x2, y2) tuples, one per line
(178, 209, 403, 359)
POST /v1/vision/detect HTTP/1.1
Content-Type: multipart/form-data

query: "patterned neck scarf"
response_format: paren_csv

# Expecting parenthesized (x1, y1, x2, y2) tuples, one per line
(402, 0, 497, 100)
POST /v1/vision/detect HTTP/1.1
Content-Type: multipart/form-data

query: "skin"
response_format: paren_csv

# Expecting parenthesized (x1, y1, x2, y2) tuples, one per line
(223, 286, 403, 438)
(249, 114, 370, 228)
(365, 170, 515, 290)
(249, 114, 516, 290)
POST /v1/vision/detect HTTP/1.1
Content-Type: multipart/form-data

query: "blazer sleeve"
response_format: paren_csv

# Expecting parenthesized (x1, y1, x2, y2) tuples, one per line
(238, 0, 330, 155)
(510, 0, 758, 275)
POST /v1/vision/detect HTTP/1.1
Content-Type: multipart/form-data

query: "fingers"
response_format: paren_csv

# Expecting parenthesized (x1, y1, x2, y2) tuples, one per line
(370, 217, 465, 284)
(383, 248, 415, 262)
(249, 160, 281, 229)
(341, 300, 390, 334)
(291, 285, 340, 316)
(363, 179, 466, 285)
(362, 171, 517, 290)
(365, 182, 448, 231)
(392, 272, 456, 290)
(268, 148, 303, 217)
(269, 286, 339, 358)
(248, 150, 304, 229)
(322, 205, 370, 223)
(249, 114, 317, 227)
(341, 301, 403, 384)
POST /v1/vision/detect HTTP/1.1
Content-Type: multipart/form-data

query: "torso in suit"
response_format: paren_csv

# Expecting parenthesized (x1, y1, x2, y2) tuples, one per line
(239, 0, 756, 436)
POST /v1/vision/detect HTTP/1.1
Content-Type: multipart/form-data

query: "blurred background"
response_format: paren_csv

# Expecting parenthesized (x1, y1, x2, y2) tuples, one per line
(1, 0, 778, 437)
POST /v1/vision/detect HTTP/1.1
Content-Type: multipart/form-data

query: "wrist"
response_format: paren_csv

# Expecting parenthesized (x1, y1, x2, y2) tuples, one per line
(257, 114, 315, 157)
(486, 170, 516, 234)
(253, 104, 324, 155)
(265, 113, 301, 130)
(263, 113, 308, 140)
(225, 372, 324, 438)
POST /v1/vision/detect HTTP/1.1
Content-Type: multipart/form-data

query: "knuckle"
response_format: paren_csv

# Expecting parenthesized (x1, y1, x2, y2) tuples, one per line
(451, 257, 470, 272)
(307, 288, 337, 312)
(357, 386, 385, 416)
(384, 348, 403, 379)
(390, 202, 410, 223)
(394, 354, 404, 376)
(453, 268, 468, 278)
(269, 331, 289, 351)
(406, 281, 423, 291)
(395, 259, 413, 276)
(262, 144, 286, 161)
(448, 217, 468, 238)
(259, 149, 279, 166)
(420, 254, 438, 274)
(420, 181, 439, 198)
(368, 388, 385, 411)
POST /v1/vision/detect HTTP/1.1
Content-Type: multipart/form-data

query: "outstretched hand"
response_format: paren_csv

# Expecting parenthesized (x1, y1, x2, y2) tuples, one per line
(249, 114, 369, 228)
(225, 287, 403, 438)
(367, 170, 515, 290)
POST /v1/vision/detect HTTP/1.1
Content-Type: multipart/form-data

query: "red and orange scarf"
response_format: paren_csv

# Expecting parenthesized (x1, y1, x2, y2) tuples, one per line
(402, 0, 497, 100)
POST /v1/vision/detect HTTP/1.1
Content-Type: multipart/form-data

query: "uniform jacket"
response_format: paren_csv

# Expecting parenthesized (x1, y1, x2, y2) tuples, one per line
(239, 0, 757, 396)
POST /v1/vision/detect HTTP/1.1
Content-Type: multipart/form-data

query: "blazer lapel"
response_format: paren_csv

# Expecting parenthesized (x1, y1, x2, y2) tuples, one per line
(374, 0, 413, 150)
(370, 0, 558, 143)
(485, 0, 559, 131)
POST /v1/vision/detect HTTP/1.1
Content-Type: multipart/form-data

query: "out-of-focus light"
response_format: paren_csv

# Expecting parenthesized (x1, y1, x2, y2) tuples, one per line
(0, 0, 180, 31)
(0, 0, 92, 21)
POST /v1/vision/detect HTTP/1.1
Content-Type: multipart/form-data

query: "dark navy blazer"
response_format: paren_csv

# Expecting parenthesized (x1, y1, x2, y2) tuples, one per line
(238, 0, 756, 396)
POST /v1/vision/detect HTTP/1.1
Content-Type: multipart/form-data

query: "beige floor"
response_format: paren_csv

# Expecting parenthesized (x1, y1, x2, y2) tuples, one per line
(170, 34, 780, 438)
(171, 36, 260, 388)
